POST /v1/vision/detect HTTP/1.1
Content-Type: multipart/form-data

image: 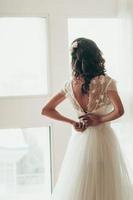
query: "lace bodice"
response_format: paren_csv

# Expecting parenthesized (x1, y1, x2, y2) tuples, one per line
(60, 74, 117, 115)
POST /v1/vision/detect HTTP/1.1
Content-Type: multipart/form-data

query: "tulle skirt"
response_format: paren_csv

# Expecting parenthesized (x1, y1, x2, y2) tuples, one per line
(51, 123, 133, 200)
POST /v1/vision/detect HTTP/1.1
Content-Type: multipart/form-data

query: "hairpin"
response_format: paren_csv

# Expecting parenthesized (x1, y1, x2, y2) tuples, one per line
(70, 41, 78, 52)
(72, 41, 78, 48)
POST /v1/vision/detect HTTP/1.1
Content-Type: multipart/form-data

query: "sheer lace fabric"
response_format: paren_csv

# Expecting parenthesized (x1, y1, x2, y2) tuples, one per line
(60, 74, 117, 113)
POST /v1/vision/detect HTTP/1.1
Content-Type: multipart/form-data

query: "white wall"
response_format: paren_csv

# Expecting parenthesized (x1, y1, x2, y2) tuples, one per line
(0, 0, 121, 188)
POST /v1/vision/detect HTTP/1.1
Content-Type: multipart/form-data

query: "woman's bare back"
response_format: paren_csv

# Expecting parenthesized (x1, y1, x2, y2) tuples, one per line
(71, 77, 90, 113)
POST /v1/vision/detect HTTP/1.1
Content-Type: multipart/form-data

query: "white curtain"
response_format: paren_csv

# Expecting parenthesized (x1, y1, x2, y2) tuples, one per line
(112, 0, 133, 184)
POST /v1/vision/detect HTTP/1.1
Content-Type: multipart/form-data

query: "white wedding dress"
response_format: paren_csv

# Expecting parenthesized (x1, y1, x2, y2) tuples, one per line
(51, 74, 133, 200)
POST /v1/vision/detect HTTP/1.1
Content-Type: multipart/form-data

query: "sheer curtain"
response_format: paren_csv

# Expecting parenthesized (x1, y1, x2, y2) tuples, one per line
(112, 0, 133, 184)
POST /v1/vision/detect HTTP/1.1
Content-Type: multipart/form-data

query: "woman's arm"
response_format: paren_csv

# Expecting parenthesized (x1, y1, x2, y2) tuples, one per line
(41, 91, 76, 125)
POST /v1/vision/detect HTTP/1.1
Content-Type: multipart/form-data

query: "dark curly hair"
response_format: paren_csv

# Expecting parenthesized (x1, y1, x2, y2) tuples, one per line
(70, 37, 106, 95)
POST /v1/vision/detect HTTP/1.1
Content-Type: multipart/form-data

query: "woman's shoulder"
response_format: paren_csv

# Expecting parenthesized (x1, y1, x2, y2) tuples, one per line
(90, 74, 112, 84)
(104, 74, 117, 91)
(90, 74, 117, 90)
(104, 74, 117, 84)
(63, 78, 71, 87)
(60, 78, 71, 95)
(98, 74, 116, 84)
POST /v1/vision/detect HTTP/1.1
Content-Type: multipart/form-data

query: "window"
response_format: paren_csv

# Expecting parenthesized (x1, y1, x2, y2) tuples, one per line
(0, 17, 48, 96)
(68, 18, 121, 77)
(0, 127, 52, 200)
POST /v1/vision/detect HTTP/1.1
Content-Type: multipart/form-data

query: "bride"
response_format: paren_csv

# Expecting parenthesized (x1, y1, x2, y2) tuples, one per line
(41, 37, 132, 200)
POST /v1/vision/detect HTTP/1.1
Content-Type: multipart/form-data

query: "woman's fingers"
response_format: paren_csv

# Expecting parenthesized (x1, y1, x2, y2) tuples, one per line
(73, 120, 91, 132)
(77, 114, 101, 128)
(75, 122, 83, 129)
(74, 122, 87, 132)
(78, 114, 88, 119)
(82, 117, 88, 121)
(78, 122, 84, 129)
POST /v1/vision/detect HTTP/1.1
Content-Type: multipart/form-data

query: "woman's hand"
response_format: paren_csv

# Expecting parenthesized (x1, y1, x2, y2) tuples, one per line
(71, 121, 88, 132)
(78, 113, 101, 127)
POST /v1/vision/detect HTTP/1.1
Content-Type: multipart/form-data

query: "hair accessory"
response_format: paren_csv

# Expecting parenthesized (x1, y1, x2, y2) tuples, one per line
(72, 41, 78, 48)
(70, 41, 78, 52)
